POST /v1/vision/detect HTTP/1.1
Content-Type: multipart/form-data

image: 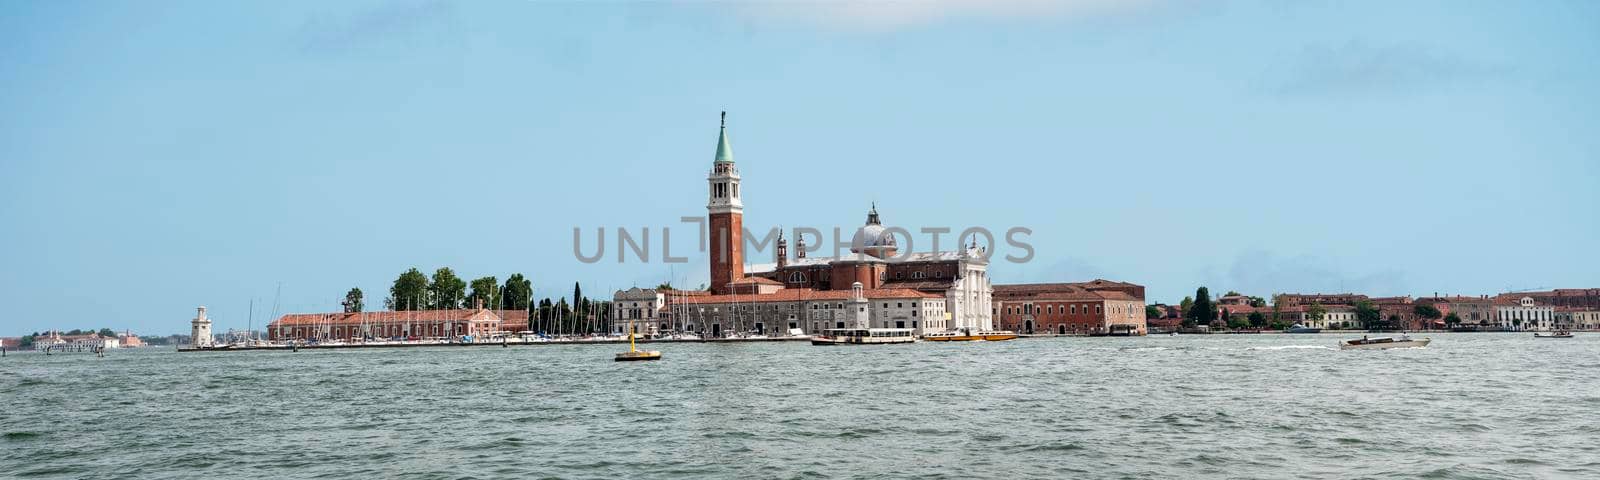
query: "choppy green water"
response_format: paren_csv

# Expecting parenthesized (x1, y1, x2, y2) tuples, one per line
(3, 333, 1599, 479)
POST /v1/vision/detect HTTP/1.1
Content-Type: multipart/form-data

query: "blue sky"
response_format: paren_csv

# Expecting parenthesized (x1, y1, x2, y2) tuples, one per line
(2, 1, 1596, 335)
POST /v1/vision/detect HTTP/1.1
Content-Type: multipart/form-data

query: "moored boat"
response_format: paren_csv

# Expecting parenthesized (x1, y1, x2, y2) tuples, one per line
(1339, 335, 1430, 350)
(923, 328, 1019, 342)
(811, 328, 916, 345)
(1285, 324, 1322, 334)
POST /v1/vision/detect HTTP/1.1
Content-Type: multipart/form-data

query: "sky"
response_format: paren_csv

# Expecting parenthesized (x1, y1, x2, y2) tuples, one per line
(2, 0, 1597, 336)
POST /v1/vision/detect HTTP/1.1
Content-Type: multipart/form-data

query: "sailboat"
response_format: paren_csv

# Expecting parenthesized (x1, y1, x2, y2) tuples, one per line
(615, 316, 661, 361)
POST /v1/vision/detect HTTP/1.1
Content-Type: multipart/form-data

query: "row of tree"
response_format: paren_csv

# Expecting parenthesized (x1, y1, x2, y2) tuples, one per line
(337, 268, 614, 335)
(1174, 286, 1452, 331)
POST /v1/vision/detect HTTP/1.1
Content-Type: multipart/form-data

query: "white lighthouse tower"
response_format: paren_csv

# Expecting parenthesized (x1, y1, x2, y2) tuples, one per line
(190, 306, 214, 348)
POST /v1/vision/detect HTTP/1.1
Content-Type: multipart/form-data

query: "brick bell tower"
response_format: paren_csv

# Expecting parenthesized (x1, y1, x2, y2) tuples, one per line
(707, 111, 744, 294)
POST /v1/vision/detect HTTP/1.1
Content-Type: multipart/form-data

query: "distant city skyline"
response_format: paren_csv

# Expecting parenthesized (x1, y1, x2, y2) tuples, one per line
(2, 1, 1597, 335)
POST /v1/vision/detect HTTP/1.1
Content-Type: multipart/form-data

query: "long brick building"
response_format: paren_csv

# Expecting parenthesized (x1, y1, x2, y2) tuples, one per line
(991, 280, 1148, 335)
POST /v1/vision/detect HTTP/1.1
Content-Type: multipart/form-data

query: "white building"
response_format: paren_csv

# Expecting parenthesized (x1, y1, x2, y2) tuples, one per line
(1496, 297, 1555, 331)
(191, 306, 214, 348)
(612, 287, 668, 335)
(1570, 310, 1600, 330)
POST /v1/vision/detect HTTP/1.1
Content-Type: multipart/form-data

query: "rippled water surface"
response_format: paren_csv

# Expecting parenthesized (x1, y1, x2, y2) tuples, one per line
(4, 333, 1599, 479)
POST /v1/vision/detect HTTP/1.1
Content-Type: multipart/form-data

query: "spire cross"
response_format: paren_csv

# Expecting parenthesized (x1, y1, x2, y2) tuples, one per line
(721, 111, 726, 128)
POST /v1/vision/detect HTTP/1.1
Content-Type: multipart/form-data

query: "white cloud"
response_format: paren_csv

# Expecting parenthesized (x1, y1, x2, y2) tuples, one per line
(734, 0, 1165, 32)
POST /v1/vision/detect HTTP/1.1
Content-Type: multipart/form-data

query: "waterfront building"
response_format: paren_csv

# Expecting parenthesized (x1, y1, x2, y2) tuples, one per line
(1496, 296, 1555, 331)
(190, 306, 213, 348)
(1416, 295, 1498, 328)
(1496, 289, 1600, 309)
(612, 287, 669, 335)
(1276, 293, 1369, 308)
(991, 281, 1147, 335)
(1217, 295, 1253, 307)
(268, 306, 503, 341)
(33, 331, 66, 349)
(666, 285, 945, 336)
(118, 331, 144, 348)
(613, 113, 994, 336)
(1570, 310, 1600, 330)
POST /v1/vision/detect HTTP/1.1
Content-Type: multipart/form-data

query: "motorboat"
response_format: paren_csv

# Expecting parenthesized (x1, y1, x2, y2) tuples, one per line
(811, 328, 916, 345)
(1534, 331, 1574, 338)
(1285, 324, 1322, 334)
(1339, 335, 1430, 350)
(922, 328, 1019, 342)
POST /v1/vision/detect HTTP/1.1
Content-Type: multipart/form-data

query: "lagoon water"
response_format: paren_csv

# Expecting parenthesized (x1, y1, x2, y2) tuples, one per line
(3, 333, 1599, 479)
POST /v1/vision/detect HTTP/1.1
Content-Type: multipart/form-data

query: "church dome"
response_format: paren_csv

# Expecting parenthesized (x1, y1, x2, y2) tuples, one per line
(850, 204, 897, 258)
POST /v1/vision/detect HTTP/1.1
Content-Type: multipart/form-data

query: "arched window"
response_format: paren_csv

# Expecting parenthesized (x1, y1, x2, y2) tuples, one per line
(912, 271, 925, 279)
(789, 272, 806, 283)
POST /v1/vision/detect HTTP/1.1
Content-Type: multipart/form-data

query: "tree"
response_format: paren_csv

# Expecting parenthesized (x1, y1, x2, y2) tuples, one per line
(98, 328, 116, 338)
(1444, 312, 1462, 327)
(1224, 291, 1242, 297)
(1146, 305, 1162, 319)
(1386, 314, 1402, 331)
(502, 274, 533, 310)
(1185, 287, 1214, 327)
(428, 267, 466, 310)
(390, 268, 429, 311)
(1307, 302, 1327, 324)
(1413, 305, 1442, 329)
(465, 276, 500, 310)
(1354, 300, 1382, 330)
(656, 282, 674, 291)
(1248, 296, 1266, 308)
(19, 335, 34, 348)
(343, 288, 364, 313)
(1179, 296, 1194, 315)
(1248, 311, 1267, 328)
(1226, 311, 1249, 329)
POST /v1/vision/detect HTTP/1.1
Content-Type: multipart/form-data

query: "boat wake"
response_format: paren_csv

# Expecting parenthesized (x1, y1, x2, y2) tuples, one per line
(1245, 345, 1334, 351)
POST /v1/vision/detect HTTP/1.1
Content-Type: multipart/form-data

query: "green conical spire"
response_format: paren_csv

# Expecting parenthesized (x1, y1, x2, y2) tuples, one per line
(714, 111, 734, 164)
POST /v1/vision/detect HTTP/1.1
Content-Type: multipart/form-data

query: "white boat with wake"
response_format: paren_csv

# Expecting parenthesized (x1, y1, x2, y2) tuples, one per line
(1339, 335, 1430, 350)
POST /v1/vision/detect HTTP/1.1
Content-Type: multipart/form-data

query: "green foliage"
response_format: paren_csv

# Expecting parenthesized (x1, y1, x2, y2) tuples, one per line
(1226, 315, 1249, 330)
(428, 267, 466, 310)
(656, 282, 674, 291)
(19, 335, 34, 348)
(465, 276, 500, 309)
(344, 288, 364, 313)
(1307, 302, 1327, 321)
(1269, 319, 1291, 330)
(1413, 304, 1442, 321)
(1224, 291, 1242, 297)
(390, 268, 429, 311)
(1184, 287, 1214, 327)
(1444, 312, 1462, 326)
(502, 274, 533, 311)
(1354, 300, 1382, 329)
(1146, 305, 1162, 319)
(1248, 296, 1266, 308)
(1248, 311, 1267, 328)
(98, 328, 116, 338)
(1179, 296, 1194, 315)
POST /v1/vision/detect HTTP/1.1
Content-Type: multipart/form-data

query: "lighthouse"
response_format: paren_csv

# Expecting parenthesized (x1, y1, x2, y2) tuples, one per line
(190, 306, 214, 348)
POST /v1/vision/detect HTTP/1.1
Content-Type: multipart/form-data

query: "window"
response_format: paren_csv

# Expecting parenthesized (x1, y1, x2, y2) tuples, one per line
(913, 271, 925, 279)
(895, 272, 903, 280)
(935, 272, 943, 278)
(790, 272, 806, 283)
